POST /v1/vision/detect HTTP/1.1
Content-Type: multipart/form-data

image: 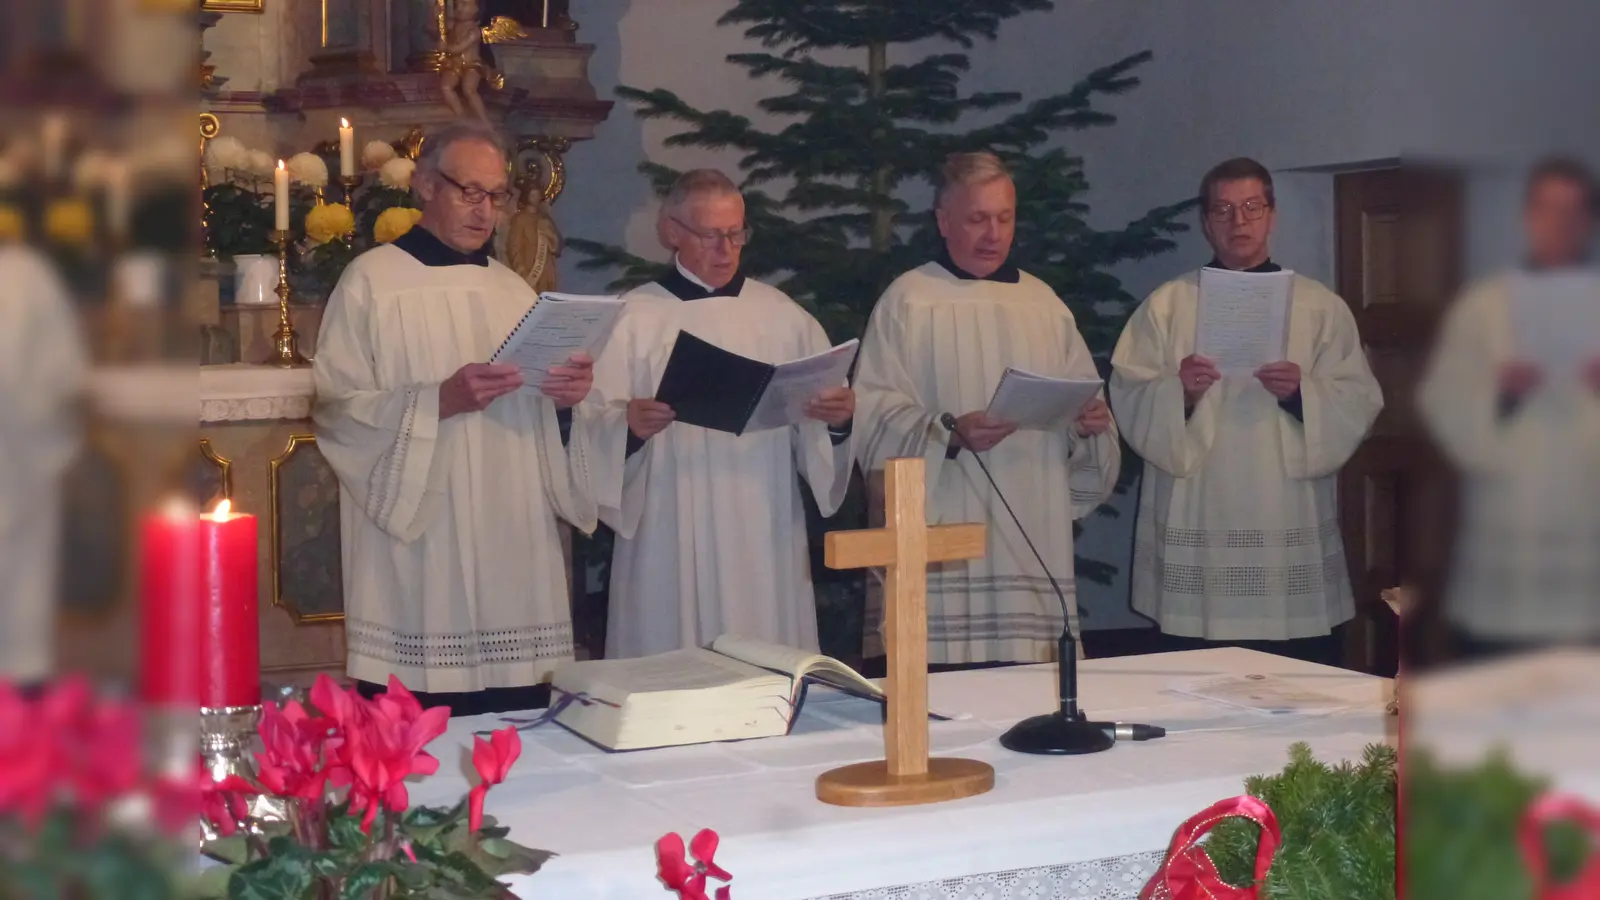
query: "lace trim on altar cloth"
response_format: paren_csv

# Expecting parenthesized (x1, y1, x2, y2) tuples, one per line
(808, 850, 1166, 900)
(347, 619, 574, 669)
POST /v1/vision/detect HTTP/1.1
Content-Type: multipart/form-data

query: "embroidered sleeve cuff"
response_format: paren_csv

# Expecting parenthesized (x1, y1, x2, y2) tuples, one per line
(557, 407, 573, 446)
(1277, 389, 1304, 422)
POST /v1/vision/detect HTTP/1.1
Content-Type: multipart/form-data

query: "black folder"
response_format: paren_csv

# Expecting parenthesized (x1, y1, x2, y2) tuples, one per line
(653, 332, 778, 436)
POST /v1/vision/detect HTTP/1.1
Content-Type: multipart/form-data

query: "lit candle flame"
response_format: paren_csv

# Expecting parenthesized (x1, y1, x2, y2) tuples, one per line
(277, 159, 285, 171)
(341, 117, 350, 128)
(209, 498, 232, 520)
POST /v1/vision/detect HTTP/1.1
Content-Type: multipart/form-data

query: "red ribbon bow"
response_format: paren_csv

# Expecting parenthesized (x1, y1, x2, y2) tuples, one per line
(1520, 792, 1600, 900)
(656, 829, 732, 900)
(1140, 796, 1282, 900)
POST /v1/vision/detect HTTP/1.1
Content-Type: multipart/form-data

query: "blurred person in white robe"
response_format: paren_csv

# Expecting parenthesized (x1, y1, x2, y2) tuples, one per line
(1110, 157, 1383, 667)
(853, 152, 1119, 669)
(313, 120, 597, 715)
(585, 169, 856, 658)
(1418, 156, 1600, 657)
(0, 243, 86, 686)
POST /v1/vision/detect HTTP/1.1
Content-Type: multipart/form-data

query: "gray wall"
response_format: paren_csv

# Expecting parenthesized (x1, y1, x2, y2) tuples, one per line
(556, 0, 1600, 628)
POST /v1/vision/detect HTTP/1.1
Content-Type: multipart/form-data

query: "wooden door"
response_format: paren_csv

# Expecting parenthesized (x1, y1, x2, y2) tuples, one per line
(1333, 166, 1464, 675)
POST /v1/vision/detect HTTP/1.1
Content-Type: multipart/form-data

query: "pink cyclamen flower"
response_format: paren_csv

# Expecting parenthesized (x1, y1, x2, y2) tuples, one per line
(467, 727, 522, 834)
(656, 829, 732, 900)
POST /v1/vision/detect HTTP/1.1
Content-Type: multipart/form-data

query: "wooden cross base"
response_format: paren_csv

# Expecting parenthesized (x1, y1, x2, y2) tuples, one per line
(814, 456, 994, 808)
(816, 757, 995, 808)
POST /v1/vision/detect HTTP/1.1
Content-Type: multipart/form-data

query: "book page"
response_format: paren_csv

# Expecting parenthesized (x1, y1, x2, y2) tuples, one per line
(711, 634, 884, 703)
(743, 340, 860, 433)
(1194, 268, 1294, 374)
(491, 293, 624, 387)
(556, 648, 772, 704)
(1510, 269, 1600, 376)
(1169, 673, 1350, 715)
(985, 368, 1102, 430)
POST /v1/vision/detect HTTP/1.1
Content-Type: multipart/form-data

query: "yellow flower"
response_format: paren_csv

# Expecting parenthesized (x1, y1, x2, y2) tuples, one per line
(45, 198, 94, 247)
(0, 205, 24, 242)
(304, 202, 355, 245)
(374, 206, 424, 244)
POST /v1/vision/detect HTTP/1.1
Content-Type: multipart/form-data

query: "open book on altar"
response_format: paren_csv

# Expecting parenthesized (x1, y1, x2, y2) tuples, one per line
(549, 635, 944, 751)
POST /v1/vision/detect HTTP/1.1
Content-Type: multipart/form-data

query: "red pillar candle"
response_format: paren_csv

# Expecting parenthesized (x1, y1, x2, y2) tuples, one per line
(138, 498, 202, 706)
(200, 499, 260, 709)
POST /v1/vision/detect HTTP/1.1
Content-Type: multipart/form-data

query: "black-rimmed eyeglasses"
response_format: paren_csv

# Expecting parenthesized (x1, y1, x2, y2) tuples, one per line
(438, 171, 516, 209)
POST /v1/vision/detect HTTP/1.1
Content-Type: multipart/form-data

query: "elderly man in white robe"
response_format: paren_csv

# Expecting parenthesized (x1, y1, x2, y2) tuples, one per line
(853, 151, 1119, 670)
(586, 169, 856, 658)
(1110, 157, 1383, 666)
(314, 120, 597, 715)
(1418, 156, 1600, 659)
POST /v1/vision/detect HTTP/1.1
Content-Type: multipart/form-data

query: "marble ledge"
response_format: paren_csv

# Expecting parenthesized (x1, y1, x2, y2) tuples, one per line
(201, 364, 315, 423)
(87, 364, 317, 425)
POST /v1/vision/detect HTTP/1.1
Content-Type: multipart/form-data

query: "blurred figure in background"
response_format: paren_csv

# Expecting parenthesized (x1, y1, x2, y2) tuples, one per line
(1417, 156, 1600, 659)
(0, 232, 88, 686)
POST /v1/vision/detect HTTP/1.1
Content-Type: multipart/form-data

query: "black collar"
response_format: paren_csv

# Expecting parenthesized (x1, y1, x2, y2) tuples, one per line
(1205, 256, 1282, 273)
(936, 248, 1021, 284)
(393, 226, 491, 267)
(657, 265, 745, 300)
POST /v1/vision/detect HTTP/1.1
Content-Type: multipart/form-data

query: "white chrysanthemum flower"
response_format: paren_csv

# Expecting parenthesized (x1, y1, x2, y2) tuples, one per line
(246, 149, 276, 179)
(286, 151, 329, 188)
(203, 135, 248, 175)
(379, 157, 415, 190)
(362, 140, 397, 170)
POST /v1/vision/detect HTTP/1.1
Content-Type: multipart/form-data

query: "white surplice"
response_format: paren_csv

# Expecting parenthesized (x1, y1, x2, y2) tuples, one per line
(585, 272, 853, 659)
(1110, 269, 1382, 640)
(1417, 274, 1600, 641)
(0, 246, 86, 682)
(312, 245, 596, 693)
(853, 262, 1120, 664)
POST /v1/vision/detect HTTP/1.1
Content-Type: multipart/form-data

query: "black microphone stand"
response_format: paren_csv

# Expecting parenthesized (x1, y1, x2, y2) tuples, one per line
(939, 413, 1112, 755)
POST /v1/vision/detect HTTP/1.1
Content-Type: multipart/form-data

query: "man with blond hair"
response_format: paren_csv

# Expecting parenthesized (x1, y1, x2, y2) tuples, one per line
(853, 151, 1119, 668)
(585, 168, 857, 658)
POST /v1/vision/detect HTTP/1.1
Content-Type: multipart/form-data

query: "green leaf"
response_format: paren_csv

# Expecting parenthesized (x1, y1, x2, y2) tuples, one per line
(340, 861, 400, 900)
(184, 863, 238, 899)
(204, 835, 253, 866)
(328, 810, 370, 853)
(228, 851, 316, 900)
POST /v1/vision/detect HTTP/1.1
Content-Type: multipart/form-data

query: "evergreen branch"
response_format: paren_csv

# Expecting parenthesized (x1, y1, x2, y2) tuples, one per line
(563, 238, 670, 292)
(721, 0, 1054, 52)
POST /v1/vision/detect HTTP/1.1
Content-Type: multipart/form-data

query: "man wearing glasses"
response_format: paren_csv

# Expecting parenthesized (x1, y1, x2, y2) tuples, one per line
(586, 168, 856, 659)
(1110, 157, 1382, 666)
(314, 120, 598, 715)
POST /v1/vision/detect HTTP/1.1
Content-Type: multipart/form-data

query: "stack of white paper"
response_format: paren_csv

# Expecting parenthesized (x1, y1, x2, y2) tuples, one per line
(1510, 269, 1600, 377)
(984, 367, 1102, 430)
(1194, 268, 1294, 374)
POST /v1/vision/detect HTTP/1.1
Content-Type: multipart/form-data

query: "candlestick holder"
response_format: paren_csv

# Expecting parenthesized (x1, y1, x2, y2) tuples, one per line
(268, 228, 309, 368)
(198, 704, 286, 842)
(342, 174, 360, 208)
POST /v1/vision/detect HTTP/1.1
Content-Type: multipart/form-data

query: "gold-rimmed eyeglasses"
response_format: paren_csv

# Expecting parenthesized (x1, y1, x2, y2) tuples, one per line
(670, 216, 752, 248)
(1207, 199, 1271, 223)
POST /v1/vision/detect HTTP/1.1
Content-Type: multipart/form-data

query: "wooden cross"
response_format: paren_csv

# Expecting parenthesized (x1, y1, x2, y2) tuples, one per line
(814, 457, 996, 807)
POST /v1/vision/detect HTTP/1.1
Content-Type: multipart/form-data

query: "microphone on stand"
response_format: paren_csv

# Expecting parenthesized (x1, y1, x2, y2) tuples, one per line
(939, 413, 1160, 755)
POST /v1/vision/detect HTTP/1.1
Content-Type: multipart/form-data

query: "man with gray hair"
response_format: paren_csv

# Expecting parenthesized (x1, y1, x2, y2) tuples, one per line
(853, 151, 1119, 669)
(585, 168, 857, 658)
(314, 120, 598, 714)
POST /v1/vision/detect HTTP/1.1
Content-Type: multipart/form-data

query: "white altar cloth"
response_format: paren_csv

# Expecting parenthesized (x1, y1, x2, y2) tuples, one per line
(407, 648, 1391, 900)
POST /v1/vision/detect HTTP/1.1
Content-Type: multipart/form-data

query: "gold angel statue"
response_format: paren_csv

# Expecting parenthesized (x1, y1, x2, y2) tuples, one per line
(505, 177, 561, 294)
(435, 0, 502, 121)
